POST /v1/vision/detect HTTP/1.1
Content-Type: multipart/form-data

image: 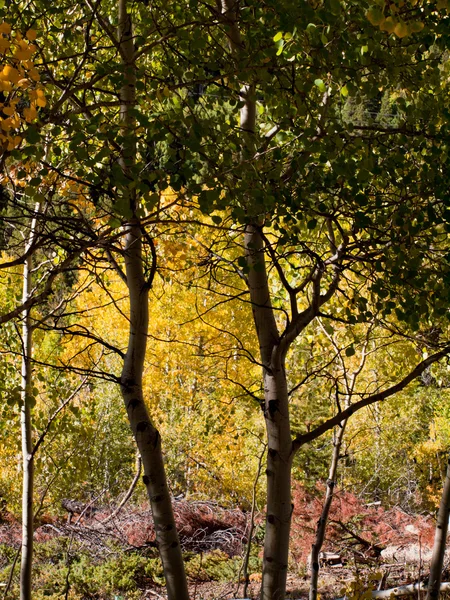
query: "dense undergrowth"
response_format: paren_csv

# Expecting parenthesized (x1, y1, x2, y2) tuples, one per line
(0, 540, 264, 599)
(0, 485, 438, 599)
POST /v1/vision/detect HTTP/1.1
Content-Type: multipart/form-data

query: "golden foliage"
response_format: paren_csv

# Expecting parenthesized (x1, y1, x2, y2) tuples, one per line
(0, 23, 45, 151)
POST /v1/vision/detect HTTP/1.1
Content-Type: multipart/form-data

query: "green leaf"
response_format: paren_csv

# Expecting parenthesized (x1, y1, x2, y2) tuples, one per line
(108, 217, 122, 229)
(273, 32, 283, 42)
(345, 346, 356, 357)
(25, 126, 40, 144)
(329, 0, 341, 14)
(366, 6, 384, 26)
(314, 79, 326, 92)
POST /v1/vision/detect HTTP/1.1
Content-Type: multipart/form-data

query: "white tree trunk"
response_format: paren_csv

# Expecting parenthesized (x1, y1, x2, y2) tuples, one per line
(119, 223, 189, 600)
(116, 2, 189, 598)
(20, 207, 39, 600)
(426, 453, 450, 600)
(244, 225, 293, 600)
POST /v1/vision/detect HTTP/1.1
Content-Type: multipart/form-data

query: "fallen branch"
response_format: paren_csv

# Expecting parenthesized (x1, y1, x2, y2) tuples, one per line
(331, 519, 385, 555)
(335, 582, 450, 600)
(372, 582, 450, 599)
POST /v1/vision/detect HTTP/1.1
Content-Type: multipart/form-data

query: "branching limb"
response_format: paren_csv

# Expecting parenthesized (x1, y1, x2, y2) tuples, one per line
(292, 343, 450, 452)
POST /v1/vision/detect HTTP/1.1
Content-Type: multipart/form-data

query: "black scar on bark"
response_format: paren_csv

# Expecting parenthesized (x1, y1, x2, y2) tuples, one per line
(127, 398, 140, 410)
(268, 399, 279, 417)
(122, 378, 136, 393)
(136, 421, 149, 432)
(143, 475, 150, 485)
(151, 494, 162, 503)
(267, 514, 275, 524)
(151, 430, 160, 448)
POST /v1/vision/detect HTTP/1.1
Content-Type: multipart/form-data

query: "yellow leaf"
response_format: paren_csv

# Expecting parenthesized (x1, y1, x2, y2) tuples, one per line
(25, 29, 37, 41)
(366, 8, 384, 26)
(0, 80, 12, 92)
(380, 17, 397, 34)
(17, 78, 30, 88)
(0, 38, 10, 52)
(1, 65, 20, 84)
(23, 106, 37, 122)
(1, 117, 12, 130)
(14, 49, 34, 61)
(0, 23, 11, 35)
(28, 68, 40, 82)
(2, 105, 14, 116)
(394, 21, 409, 38)
(7, 135, 21, 150)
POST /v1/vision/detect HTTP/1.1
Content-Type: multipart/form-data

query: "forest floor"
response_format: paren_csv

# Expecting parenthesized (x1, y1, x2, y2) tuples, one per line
(0, 485, 443, 599)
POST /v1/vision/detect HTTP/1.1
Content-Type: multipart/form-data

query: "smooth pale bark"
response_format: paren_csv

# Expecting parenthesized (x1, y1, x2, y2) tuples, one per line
(20, 205, 40, 600)
(117, 2, 189, 599)
(245, 225, 292, 600)
(242, 446, 265, 599)
(20, 251, 34, 600)
(229, 0, 296, 589)
(221, 2, 295, 595)
(309, 419, 347, 600)
(426, 453, 450, 600)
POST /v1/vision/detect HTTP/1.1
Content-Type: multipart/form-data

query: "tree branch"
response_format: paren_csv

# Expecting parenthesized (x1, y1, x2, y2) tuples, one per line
(292, 344, 450, 452)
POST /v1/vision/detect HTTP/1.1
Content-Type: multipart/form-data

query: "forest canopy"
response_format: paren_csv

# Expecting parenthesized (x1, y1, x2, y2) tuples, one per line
(0, 1, 450, 599)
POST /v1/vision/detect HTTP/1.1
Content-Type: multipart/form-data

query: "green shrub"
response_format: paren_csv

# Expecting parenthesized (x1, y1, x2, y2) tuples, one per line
(185, 548, 262, 583)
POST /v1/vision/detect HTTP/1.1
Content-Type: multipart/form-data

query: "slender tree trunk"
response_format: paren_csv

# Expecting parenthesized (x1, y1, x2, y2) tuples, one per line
(120, 224, 189, 600)
(100, 451, 141, 524)
(309, 419, 347, 600)
(242, 444, 265, 599)
(20, 217, 38, 600)
(426, 452, 450, 600)
(223, 2, 301, 596)
(244, 225, 293, 600)
(261, 370, 293, 600)
(116, 2, 189, 598)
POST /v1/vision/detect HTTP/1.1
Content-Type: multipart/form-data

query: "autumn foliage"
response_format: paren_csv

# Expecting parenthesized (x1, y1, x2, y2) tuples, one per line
(0, 22, 44, 152)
